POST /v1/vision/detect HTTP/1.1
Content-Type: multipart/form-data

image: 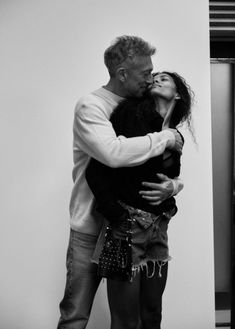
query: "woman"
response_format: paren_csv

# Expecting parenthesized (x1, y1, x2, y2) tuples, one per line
(86, 72, 194, 329)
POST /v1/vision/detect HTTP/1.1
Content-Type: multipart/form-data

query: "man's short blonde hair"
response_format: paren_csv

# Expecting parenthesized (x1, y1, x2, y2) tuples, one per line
(104, 35, 156, 77)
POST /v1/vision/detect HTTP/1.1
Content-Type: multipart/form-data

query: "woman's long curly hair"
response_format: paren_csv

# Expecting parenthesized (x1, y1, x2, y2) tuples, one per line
(153, 71, 195, 141)
(111, 71, 195, 142)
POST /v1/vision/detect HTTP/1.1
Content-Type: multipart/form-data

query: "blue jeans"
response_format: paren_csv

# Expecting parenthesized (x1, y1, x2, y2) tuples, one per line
(57, 230, 101, 329)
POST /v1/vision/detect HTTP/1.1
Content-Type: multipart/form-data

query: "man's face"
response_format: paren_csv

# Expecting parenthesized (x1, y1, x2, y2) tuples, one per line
(122, 56, 153, 97)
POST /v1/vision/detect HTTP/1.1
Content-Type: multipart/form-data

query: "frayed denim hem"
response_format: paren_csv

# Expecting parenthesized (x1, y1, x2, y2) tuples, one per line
(132, 257, 171, 279)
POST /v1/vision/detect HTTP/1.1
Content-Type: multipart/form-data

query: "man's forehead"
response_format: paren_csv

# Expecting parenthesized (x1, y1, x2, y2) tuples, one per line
(125, 55, 153, 70)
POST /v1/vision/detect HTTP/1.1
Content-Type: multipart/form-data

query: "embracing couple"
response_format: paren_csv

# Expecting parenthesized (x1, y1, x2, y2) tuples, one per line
(57, 35, 194, 329)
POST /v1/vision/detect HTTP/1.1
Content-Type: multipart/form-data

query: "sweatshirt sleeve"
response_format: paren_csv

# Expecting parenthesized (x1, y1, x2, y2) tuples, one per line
(73, 96, 176, 168)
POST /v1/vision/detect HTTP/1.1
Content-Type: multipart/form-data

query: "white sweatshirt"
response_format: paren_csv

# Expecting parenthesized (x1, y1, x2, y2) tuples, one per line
(69, 87, 176, 235)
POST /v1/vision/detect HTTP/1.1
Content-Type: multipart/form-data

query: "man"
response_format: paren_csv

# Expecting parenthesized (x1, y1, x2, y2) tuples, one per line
(57, 35, 183, 329)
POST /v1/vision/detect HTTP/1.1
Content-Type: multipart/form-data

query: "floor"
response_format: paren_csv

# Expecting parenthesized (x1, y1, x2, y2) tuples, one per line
(215, 310, 231, 328)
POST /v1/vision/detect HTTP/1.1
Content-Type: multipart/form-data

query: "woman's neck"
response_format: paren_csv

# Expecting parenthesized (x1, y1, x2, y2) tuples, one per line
(154, 98, 176, 128)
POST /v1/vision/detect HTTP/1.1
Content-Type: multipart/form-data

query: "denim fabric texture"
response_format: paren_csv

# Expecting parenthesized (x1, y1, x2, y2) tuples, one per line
(113, 203, 174, 275)
(57, 230, 101, 329)
(131, 212, 171, 266)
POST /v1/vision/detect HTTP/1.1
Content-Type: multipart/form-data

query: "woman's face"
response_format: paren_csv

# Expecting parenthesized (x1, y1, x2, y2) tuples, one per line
(150, 73, 179, 101)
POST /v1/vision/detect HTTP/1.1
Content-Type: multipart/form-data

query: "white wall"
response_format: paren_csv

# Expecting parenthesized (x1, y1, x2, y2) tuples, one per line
(0, 1, 215, 328)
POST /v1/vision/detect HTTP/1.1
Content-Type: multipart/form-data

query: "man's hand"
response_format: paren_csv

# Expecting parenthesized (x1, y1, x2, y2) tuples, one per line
(166, 129, 183, 154)
(139, 173, 175, 206)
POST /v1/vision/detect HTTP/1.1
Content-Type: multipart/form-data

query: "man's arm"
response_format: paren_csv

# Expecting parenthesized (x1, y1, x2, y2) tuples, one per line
(139, 174, 184, 206)
(74, 97, 182, 168)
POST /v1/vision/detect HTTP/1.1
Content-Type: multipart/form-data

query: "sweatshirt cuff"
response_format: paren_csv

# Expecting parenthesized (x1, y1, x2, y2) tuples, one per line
(148, 130, 175, 150)
(163, 129, 176, 148)
(170, 178, 177, 196)
(170, 177, 184, 196)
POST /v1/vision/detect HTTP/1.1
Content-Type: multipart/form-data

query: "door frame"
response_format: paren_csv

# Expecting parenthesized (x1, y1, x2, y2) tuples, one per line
(210, 51, 235, 328)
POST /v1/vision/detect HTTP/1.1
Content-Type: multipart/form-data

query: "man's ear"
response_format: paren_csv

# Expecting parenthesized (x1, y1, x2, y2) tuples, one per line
(117, 67, 127, 82)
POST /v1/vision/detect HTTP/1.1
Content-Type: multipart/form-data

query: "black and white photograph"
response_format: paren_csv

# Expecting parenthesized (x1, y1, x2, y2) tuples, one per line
(0, 1, 234, 328)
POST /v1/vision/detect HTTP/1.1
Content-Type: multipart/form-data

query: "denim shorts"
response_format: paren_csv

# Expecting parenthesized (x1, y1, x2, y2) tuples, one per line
(92, 203, 176, 279)
(116, 202, 176, 277)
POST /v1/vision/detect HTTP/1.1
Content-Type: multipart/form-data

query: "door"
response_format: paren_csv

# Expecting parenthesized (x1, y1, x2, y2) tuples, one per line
(211, 61, 234, 327)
